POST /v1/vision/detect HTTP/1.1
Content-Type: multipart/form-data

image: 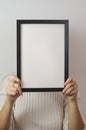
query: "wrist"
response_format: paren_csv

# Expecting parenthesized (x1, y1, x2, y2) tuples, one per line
(68, 98, 78, 105)
(68, 99, 79, 111)
(5, 98, 14, 107)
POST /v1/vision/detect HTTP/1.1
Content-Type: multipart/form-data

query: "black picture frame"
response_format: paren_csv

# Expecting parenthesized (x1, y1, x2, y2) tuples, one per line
(17, 19, 69, 92)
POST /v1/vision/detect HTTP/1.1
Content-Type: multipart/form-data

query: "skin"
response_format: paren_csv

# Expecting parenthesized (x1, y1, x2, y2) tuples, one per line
(0, 76, 85, 130)
(62, 77, 84, 130)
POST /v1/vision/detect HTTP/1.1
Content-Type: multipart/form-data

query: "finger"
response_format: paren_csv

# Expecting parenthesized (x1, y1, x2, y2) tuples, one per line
(8, 81, 22, 95)
(68, 89, 78, 96)
(64, 86, 74, 95)
(64, 77, 73, 86)
(64, 85, 78, 96)
(9, 75, 21, 84)
(8, 86, 19, 95)
(8, 81, 15, 88)
(7, 89, 19, 96)
(13, 77, 21, 84)
(14, 83, 22, 95)
(63, 82, 75, 93)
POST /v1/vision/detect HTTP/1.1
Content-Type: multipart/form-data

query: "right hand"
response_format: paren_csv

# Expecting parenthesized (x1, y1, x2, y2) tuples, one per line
(6, 75, 22, 103)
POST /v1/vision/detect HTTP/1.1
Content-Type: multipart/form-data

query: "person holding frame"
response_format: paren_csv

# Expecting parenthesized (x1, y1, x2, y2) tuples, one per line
(0, 20, 85, 130)
(0, 74, 85, 130)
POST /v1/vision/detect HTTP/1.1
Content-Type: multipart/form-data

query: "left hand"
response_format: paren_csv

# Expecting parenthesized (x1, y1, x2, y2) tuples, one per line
(62, 77, 78, 101)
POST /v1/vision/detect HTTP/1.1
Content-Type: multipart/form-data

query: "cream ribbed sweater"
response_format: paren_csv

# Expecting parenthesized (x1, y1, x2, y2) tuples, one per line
(0, 75, 69, 130)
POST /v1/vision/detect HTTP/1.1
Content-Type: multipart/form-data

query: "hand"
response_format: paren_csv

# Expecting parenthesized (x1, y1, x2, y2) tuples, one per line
(62, 77, 78, 101)
(6, 75, 22, 103)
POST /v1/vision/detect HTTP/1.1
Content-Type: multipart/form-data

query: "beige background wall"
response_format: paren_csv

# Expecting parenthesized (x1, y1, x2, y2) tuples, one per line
(0, 0, 86, 127)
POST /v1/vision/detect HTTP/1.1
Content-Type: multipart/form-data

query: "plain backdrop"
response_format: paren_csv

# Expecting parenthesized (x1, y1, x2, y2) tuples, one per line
(0, 0, 86, 127)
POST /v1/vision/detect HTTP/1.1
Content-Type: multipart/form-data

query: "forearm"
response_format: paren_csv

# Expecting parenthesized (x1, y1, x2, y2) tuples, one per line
(0, 98, 13, 130)
(68, 99, 84, 130)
